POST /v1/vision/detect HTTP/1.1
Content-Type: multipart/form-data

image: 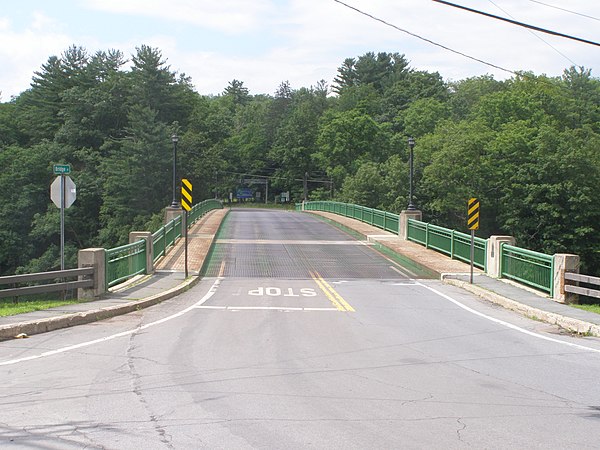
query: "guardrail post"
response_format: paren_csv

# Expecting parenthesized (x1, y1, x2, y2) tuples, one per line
(486, 236, 515, 278)
(553, 254, 580, 304)
(130, 231, 153, 275)
(77, 248, 106, 300)
(399, 210, 422, 240)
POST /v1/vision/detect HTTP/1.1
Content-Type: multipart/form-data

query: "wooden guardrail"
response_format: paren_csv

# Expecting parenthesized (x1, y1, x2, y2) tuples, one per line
(0, 268, 94, 299)
(564, 272, 600, 299)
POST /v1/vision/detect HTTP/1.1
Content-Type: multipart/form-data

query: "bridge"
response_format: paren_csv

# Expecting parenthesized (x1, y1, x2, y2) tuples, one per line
(1, 201, 597, 338)
(1, 203, 600, 447)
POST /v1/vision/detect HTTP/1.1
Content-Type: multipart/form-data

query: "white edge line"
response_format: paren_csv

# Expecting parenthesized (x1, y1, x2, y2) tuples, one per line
(0, 277, 225, 366)
(416, 281, 600, 354)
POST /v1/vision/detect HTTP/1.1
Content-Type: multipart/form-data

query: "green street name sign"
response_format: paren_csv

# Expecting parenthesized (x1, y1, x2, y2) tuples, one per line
(53, 164, 71, 175)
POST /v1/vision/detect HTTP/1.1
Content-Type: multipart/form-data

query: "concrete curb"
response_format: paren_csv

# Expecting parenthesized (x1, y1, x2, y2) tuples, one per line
(443, 276, 600, 337)
(0, 274, 200, 342)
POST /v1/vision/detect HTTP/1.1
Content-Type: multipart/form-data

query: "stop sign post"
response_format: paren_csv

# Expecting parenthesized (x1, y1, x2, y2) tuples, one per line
(50, 173, 76, 271)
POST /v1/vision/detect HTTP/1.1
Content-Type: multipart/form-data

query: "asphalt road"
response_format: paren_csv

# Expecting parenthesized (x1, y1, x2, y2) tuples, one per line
(1, 209, 600, 449)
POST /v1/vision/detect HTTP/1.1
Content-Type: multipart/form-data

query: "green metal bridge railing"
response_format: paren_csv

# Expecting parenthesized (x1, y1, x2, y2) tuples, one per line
(299, 200, 555, 295)
(500, 243, 554, 296)
(106, 199, 223, 289)
(407, 219, 487, 271)
(105, 240, 147, 288)
(152, 215, 181, 264)
(297, 201, 399, 233)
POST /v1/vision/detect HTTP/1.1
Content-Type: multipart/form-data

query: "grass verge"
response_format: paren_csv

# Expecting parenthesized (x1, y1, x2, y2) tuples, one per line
(0, 298, 81, 317)
(571, 304, 600, 315)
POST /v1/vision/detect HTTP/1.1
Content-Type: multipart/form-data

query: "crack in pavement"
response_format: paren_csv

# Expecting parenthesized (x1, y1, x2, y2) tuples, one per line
(126, 331, 174, 449)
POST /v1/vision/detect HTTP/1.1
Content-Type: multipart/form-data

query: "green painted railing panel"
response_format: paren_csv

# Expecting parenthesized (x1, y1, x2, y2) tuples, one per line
(407, 219, 487, 270)
(299, 201, 399, 234)
(106, 240, 146, 288)
(407, 219, 427, 245)
(501, 244, 554, 295)
(152, 227, 166, 263)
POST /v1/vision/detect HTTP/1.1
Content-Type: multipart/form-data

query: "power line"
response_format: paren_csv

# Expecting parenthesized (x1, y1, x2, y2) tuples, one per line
(486, 0, 578, 67)
(433, 0, 600, 47)
(331, 0, 580, 97)
(527, 0, 600, 22)
(332, 0, 517, 76)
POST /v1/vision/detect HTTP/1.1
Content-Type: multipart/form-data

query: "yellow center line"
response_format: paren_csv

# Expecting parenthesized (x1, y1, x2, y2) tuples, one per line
(310, 271, 355, 312)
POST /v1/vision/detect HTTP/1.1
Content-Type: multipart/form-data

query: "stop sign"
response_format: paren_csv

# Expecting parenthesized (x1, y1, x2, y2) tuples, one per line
(50, 176, 76, 208)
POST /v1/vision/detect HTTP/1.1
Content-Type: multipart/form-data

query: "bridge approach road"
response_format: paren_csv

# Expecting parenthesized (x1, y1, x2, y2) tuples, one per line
(1, 208, 600, 448)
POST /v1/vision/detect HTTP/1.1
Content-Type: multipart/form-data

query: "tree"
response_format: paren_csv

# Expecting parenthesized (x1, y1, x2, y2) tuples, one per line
(99, 105, 171, 245)
(333, 52, 410, 94)
(269, 87, 329, 190)
(129, 45, 196, 126)
(315, 108, 392, 188)
(402, 98, 449, 137)
(223, 79, 250, 106)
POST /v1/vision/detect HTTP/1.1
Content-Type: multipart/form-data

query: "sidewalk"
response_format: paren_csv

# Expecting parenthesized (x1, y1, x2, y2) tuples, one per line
(0, 208, 229, 341)
(1, 207, 599, 340)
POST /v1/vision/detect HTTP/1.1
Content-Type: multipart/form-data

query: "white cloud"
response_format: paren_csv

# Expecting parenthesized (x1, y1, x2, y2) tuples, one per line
(0, 12, 71, 100)
(84, 0, 273, 34)
(0, 0, 598, 100)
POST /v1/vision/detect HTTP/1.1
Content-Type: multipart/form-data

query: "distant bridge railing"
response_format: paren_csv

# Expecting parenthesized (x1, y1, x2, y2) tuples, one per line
(296, 201, 399, 233)
(106, 199, 223, 289)
(299, 201, 556, 296)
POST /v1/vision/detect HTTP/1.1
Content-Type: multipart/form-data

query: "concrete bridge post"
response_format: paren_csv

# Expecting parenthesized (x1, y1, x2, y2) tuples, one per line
(77, 248, 106, 300)
(164, 206, 183, 224)
(553, 254, 580, 304)
(130, 231, 154, 275)
(399, 210, 422, 240)
(486, 236, 515, 278)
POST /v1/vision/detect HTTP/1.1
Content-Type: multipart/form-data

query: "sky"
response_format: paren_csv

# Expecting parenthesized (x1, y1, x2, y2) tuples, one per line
(1, 0, 599, 100)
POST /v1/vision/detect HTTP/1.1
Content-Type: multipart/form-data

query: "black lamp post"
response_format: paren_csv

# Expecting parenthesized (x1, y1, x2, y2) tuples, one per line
(407, 137, 416, 211)
(171, 134, 179, 207)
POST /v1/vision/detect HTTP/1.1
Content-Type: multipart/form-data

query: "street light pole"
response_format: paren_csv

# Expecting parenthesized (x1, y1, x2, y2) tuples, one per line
(303, 172, 308, 202)
(171, 134, 179, 207)
(407, 137, 416, 211)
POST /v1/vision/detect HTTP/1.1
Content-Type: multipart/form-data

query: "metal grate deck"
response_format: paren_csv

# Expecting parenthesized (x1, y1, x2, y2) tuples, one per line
(202, 209, 409, 279)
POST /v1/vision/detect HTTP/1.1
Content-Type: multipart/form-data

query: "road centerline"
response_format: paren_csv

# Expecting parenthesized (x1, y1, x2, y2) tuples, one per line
(310, 271, 355, 312)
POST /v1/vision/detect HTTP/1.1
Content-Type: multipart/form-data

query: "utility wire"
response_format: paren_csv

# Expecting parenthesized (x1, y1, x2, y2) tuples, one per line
(332, 0, 517, 76)
(486, 0, 578, 67)
(332, 0, 580, 95)
(433, 0, 600, 47)
(527, 0, 600, 22)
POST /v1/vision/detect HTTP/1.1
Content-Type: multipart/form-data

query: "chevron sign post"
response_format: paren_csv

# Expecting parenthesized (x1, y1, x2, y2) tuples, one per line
(467, 198, 480, 284)
(181, 179, 192, 277)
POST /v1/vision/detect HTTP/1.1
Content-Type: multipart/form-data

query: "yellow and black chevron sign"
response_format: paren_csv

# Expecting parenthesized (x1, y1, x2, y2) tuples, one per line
(467, 197, 480, 230)
(181, 178, 192, 212)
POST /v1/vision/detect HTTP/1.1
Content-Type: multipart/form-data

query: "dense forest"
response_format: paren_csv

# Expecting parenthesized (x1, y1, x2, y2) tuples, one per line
(0, 45, 599, 276)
